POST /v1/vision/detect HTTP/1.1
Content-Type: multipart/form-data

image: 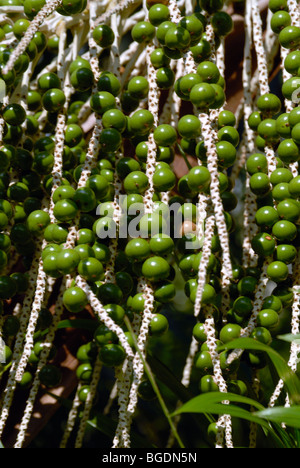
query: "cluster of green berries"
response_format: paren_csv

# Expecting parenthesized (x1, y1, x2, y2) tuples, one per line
(246, 0, 300, 291)
(131, 0, 231, 109)
(269, 0, 300, 50)
(0, 0, 236, 406)
(0, 0, 298, 449)
(188, 0, 300, 378)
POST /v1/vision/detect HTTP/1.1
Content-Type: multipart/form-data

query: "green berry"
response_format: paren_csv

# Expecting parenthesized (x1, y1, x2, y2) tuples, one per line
(78, 257, 104, 282)
(272, 219, 297, 241)
(99, 343, 126, 367)
(279, 25, 300, 49)
(130, 109, 154, 135)
(123, 171, 149, 194)
(39, 365, 61, 388)
(257, 93, 281, 116)
(187, 165, 211, 192)
(97, 72, 121, 96)
(284, 50, 300, 75)
(131, 21, 156, 43)
(190, 82, 216, 109)
(42, 88, 65, 112)
(255, 206, 279, 229)
(178, 115, 201, 139)
(142, 256, 170, 281)
(156, 67, 175, 89)
(63, 286, 88, 313)
(251, 232, 276, 257)
(26, 210, 50, 235)
(53, 199, 78, 222)
(127, 76, 149, 100)
(164, 26, 191, 50)
(92, 24, 115, 47)
(70, 67, 94, 91)
(2, 103, 26, 126)
(276, 244, 297, 263)
(56, 249, 80, 275)
(267, 261, 289, 282)
(271, 11, 291, 34)
(150, 313, 169, 336)
(211, 11, 233, 36)
(125, 238, 151, 261)
(257, 309, 279, 329)
(219, 323, 242, 343)
(153, 124, 177, 146)
(148, 4, 170, 26)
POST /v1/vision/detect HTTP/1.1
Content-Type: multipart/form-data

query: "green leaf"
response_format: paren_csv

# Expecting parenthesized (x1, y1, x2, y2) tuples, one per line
(172, 392, 286, 448)
(147, 353, 196, 404)
(57, 319, 98, 332)
(278, 333, 300, 344)
(147, 353, 215, 445)
(0, 79, 6, 102)
(172, 395, 270, 433)
(45, 391, 74, 410)
(173, 391, 265, 416)
(87, 413, 156, 449)
(292, 428, 300, 448)
(218, 337, 300, 404)
(254, 406, 300, 429)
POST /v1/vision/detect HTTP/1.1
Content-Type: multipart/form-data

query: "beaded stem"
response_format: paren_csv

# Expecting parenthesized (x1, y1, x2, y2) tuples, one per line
(199, 111, 232, 311)
(203, 310, 233, 449)
(249, 370, 260, 448)
(111, 311, 143, 445)
(14, 242, 47, 382)
(14, 278, 68, 448)
(241, 0, 259, 268)
(226, 259, 271, 365)
(194, 212, 215, 317)
(252, 0, 278, 177)
(243, 175, 259, 269)
(104, 14, 124, 283)
(283, 1, 300, 177)
(251, 0, 270, 97)
(49, 22, 73, 216)
(143, 44, 160, 214)
(113, 7, 160, 444)
(170, 59, 184, 126)
(122, 280, 155, 443)
(196, 22, 232, 313)
(287, 0, 300, 26)
(0, 95, 9, 142)
(268, 253, 300, 408)
(112, 360, 133, 448)
(74, 355, 103, 448)
(94, 0, 140, 27)
(60, 388, 83, 448)
(78, 277, 134, 359)
(0, 241, 46, 437)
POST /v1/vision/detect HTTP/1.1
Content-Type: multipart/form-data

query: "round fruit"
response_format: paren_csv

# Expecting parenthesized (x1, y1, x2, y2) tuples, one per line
(92, 24, 115, 48)
(63, 287, 88, 313)
(99, 343, 126, 367)
(142, 256, 170, 281)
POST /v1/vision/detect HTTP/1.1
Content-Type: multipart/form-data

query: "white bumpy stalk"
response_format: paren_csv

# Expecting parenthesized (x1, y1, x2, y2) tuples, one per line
(14, 279, 68, 448)
(113, 5, 160, 445)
